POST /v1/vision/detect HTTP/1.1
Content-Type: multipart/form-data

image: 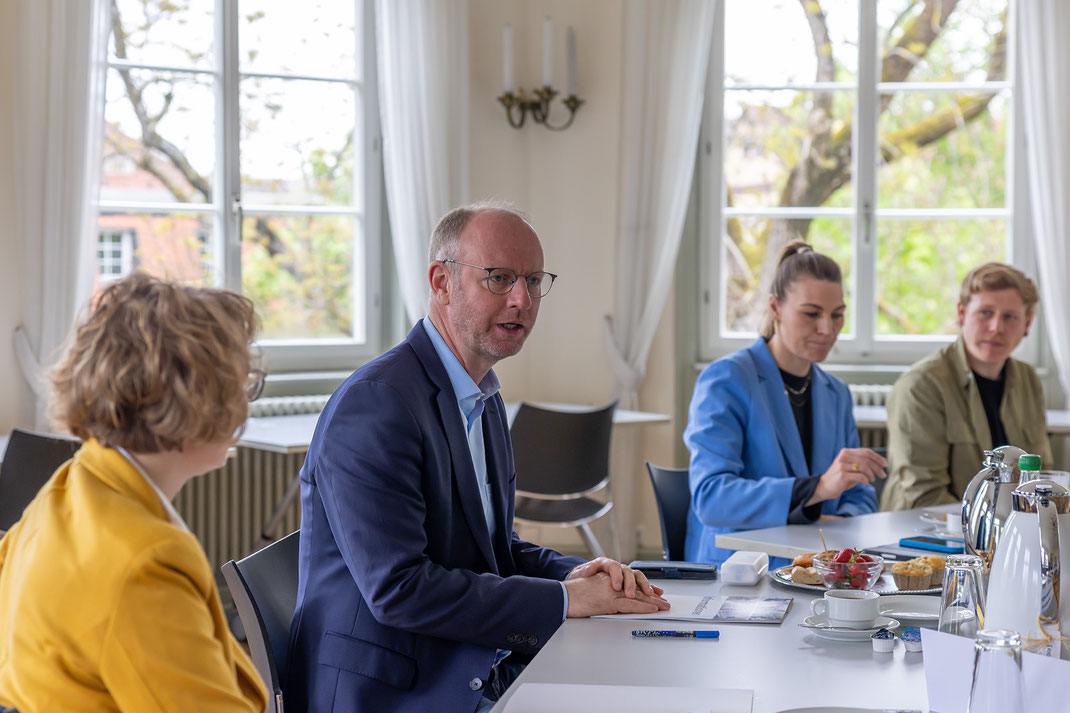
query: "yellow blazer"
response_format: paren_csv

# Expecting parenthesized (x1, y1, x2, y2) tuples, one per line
(0, 439, 267, 713)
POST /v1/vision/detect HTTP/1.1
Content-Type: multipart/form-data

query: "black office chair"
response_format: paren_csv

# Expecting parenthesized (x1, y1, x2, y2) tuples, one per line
(221, 530, 300, 713)
(0, 429, 81, 532)
(869, 446, 889, 503)
(512, 401, 620, 558)
(645, 462, 691, 561)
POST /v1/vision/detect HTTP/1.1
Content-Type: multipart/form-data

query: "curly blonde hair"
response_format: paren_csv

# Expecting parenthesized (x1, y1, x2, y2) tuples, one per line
(50, 272, 263, 453)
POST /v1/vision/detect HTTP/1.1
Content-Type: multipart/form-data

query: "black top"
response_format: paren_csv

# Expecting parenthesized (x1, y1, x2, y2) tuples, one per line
(974, 366, 1008, 448)
(780, 367, 823, 524)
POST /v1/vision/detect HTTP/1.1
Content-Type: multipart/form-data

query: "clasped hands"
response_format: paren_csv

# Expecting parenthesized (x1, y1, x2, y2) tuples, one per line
(563, 557, 671, 618)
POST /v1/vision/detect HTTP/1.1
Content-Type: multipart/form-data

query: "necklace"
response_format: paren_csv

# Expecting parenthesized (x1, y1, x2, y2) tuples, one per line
(782, 369, 812, 397)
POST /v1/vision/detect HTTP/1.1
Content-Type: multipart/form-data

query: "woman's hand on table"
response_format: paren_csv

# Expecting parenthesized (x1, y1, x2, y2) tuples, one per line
(807, 447, 887, 505)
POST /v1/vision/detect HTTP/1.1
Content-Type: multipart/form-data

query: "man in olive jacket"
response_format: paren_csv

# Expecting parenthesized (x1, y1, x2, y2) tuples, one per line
(881, 263, 1053, 510)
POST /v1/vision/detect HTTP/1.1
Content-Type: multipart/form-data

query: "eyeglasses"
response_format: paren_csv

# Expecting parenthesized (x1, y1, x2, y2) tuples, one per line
(246, 369, 266, 402)
(443, 259, 557, 299)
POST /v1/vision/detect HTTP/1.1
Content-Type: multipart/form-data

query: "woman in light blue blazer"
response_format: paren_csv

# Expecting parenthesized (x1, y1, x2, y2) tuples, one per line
(684, 241, 886, 564)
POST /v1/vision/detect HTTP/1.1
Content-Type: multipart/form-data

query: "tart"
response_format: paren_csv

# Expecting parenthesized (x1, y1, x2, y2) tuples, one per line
(922, 555, 946, 587)
(891, 560, 934, 591)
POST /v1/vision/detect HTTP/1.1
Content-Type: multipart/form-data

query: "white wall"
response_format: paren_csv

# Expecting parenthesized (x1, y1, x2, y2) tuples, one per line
(0, 0, 25, 434)
(469, 0, 679, 554)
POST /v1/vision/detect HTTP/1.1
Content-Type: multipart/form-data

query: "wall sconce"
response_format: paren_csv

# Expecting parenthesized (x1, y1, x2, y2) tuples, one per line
(497, 19, 584, 131)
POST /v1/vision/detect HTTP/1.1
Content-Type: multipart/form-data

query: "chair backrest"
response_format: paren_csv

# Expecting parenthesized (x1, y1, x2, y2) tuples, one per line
(0, 429, 81, 531)
(645, 462, 691, 561)
(869, 446, 889, 503)
(511, 401, 617, 496)
(221, 530, 300, 713)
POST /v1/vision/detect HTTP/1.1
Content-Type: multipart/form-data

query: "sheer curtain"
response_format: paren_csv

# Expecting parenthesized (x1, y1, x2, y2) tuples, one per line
(12, 0, 109, 429)
(603, 0, 715, 409)
(375, 0, 469, 324)
(1018, 1, 1070, 400)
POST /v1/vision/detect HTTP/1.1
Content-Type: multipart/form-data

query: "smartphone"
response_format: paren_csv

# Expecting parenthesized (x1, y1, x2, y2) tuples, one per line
(898, 535, 965, 554)
(628, 560, 718, 580)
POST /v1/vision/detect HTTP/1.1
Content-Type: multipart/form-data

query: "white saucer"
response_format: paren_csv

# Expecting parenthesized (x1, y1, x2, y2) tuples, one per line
(879, 595, 940, 623)
(802, 614, 900, 642)
(920, 510, 954, 527)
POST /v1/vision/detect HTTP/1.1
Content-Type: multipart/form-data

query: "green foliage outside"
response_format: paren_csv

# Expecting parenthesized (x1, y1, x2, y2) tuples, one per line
(723, 0, 1009, 337)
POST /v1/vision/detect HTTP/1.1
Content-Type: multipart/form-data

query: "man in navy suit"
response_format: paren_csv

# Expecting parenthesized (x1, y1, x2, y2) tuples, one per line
(287, 202, 669, 713)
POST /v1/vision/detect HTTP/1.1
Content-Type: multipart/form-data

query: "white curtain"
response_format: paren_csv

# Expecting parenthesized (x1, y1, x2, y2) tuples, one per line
(1019, 1, 1070, 400)
(375, 0, 469, 324)
(603, 0, 715, 409)
(12, 0, 109, 429)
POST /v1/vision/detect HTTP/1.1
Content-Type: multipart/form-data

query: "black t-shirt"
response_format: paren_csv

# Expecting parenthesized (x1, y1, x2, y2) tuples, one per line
(780, 367, 823, 524)
(974, 366, 1008, 448)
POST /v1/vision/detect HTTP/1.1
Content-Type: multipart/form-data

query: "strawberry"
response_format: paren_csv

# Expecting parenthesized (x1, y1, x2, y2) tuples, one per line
(832, 547, 856, 564)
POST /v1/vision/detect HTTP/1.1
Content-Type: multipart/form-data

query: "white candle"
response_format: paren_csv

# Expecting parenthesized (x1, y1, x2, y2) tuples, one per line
(566, 26, 577, 96)
(503, 24, 514, 93)
(542, 16, 553, 87)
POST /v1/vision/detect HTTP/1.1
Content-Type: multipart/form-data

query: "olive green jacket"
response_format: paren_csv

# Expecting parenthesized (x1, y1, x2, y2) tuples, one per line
(881, 337, 1052, 510)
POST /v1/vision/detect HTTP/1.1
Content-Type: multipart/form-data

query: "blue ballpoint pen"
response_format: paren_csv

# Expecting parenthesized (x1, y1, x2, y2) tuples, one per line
(631, 630, 719, 639)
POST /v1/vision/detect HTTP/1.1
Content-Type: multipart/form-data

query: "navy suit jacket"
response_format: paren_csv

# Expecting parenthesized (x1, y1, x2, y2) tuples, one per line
(287, 324, 584, 713)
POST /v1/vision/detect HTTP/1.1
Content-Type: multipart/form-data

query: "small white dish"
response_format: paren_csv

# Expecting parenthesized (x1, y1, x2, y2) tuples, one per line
(919, 510, 950, 525)
(879, 594, 940, 623)
(801, 614, 900, 641)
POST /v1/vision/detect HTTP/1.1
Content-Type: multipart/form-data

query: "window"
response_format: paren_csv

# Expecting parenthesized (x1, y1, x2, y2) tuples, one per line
(98, 0, 380, 370)
(699, 0, 1018, 363)
(96, 229, 134, 282)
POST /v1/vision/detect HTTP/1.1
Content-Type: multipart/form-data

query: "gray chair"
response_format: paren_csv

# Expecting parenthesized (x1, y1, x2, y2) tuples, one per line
(221, 530, 300, 713)
(869, 446, 889, 503)
(512, 401, 619, 558)
(645, 462, 691, 562)
(0, 429, 81, 532)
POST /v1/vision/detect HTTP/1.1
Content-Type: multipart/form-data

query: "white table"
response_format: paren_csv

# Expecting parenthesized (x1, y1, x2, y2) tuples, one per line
(240, 403, 670, 554)
(853, 404, 1070, 435)
(239, 403, 669, 454)
(715, 504, 960, 561)
(489, 576, 928, 713)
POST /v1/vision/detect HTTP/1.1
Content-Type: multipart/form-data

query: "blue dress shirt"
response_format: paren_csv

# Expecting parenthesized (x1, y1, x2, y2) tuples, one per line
(422, 317, 570, 618)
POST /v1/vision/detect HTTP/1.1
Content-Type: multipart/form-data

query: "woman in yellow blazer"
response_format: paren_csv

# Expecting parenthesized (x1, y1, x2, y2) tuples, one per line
(0, 273, 268, 713)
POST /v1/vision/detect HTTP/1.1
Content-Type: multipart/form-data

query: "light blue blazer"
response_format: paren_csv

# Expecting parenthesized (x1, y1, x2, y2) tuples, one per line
(683, 337, 877, 564)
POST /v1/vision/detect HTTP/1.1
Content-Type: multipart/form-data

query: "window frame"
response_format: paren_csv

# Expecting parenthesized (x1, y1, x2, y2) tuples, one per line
(97, 0, 382, 373)
(697, 0, 1037, 367)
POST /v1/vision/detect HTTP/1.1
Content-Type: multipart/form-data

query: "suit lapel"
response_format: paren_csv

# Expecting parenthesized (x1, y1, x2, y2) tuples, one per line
(750, 339, 809, 478)
(809, 368, 838, 471)
(409, 323, 499, 573)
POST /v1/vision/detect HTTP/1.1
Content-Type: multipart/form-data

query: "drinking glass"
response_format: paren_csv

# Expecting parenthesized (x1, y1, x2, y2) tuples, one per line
(1020, 469, 1070, 490)
(967, 629, 1024, 713)
(938, 554, 986, 638)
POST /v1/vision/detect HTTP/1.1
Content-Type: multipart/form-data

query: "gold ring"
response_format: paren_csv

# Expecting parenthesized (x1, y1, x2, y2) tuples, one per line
(851, 463, 858, 472)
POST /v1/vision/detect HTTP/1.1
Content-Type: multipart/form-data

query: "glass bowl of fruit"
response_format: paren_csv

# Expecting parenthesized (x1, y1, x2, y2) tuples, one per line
(812, 548, 884, 590)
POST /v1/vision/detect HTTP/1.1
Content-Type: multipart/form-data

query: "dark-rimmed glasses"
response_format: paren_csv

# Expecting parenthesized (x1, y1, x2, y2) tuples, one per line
(443, 259, 557, 299)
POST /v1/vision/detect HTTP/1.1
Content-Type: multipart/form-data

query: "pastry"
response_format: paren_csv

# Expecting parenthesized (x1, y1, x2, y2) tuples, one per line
(923, 555, 946, 587)
(790, 565, 822, 585)
(891, 560, 933, 590)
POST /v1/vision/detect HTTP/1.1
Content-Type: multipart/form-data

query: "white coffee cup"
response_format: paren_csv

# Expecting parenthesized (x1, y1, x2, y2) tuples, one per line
(810, 590, 880, 629)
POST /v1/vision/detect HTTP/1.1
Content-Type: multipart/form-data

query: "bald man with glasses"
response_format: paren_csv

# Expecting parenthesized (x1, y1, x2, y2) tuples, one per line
(287, 201, 668, 713)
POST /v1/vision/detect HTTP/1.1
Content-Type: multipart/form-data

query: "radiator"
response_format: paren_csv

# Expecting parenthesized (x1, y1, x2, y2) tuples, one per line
(174, 445, 305, 570)
(849, 384, 891, 450)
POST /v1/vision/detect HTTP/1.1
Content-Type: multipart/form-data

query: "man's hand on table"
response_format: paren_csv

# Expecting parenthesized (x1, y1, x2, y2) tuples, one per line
(563, 558, 669, 617)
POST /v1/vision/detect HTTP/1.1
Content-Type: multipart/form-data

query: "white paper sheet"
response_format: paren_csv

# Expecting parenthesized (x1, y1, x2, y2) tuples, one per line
(591, 594, 721, 622)
(501, 682, 753, 713)
(921, 628, 1065, 712)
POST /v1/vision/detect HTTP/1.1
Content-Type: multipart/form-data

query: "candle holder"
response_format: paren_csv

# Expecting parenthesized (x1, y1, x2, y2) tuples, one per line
(497, 85, 585, 131)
